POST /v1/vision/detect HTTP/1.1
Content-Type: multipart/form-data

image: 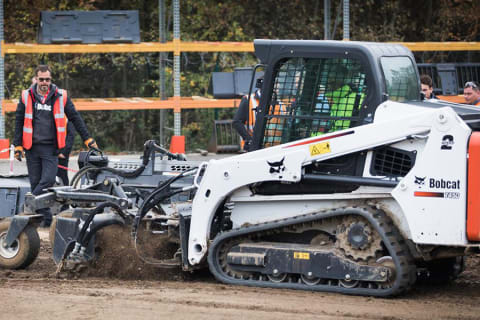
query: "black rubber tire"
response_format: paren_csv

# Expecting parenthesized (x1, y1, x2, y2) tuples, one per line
(49, 211, 74, 248)
(0, 220, 40, 269)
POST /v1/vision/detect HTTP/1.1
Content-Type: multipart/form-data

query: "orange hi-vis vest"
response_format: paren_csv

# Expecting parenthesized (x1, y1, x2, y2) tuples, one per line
(264, 100, 287, 147)
(21, 88, 67, 150)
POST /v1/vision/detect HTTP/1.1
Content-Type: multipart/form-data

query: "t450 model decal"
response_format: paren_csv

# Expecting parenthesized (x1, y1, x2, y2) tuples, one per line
(414, 191, 460, 199)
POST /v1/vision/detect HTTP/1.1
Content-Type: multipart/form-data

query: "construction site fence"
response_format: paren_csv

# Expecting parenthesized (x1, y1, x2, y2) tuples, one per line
(418, 63, 480, 96)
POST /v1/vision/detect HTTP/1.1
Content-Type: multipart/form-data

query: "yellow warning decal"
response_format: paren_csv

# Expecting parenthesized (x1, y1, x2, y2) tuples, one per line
(309, 141, 331, 156)
(293, 252, 310, 260)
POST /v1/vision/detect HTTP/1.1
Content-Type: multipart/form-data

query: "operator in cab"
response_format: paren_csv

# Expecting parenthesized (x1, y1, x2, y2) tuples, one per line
(233, 76, 263, 152)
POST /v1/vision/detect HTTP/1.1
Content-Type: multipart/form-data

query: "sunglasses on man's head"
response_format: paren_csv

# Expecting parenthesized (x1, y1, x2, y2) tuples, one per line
(37, 77, 51, 82)
(464, 81, 478, 89)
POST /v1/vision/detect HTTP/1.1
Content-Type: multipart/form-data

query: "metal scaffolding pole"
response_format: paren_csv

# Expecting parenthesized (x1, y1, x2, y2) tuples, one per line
(159, 0, 166, 146)
(343, 0, 350, 41)
(324, 0, 331, 40)
(0, 0, 4, 139)
(173, 0, 181, 137)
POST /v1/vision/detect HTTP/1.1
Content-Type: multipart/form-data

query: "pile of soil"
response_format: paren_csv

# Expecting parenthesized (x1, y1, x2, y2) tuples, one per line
(86, 224, 185, 280)
(456, 253, 480, 285)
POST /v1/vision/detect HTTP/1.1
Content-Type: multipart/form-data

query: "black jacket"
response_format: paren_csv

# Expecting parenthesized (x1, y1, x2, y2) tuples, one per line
(232, 95, 251, 141)
(14, 84, 90, 151)
(63, 121, 76, 156)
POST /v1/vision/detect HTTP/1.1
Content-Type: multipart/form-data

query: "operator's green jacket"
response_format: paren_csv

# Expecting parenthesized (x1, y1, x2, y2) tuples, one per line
(326, 85, 364, 132)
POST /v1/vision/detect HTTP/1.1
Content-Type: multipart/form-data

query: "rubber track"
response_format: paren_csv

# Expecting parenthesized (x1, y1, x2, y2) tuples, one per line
(207, 206, 417, 297)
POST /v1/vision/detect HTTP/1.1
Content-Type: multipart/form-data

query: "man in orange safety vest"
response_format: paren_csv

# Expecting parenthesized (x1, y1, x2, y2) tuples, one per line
(13, 65, 98, 227)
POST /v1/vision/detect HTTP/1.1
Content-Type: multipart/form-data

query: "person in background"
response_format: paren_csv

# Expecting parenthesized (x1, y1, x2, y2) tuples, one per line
(14, 65, 97, 227)
(233, 76, 263, 152)
(420, 75, 437, 100)
(57, 121, 76, 186)
(464, 81, 480, 106)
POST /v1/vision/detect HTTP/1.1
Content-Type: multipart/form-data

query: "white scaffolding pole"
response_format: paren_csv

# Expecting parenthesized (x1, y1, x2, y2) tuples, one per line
(173, 0, 181, 137)
(343, 0, 350, 41)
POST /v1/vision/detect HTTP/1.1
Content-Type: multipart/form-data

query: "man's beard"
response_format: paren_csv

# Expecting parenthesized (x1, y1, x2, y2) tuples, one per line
(39, 85, 48, 94)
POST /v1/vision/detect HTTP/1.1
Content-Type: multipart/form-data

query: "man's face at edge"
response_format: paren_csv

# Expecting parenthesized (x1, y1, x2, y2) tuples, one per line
(421, 83, 433, 99)
(36, 70, 51, 95)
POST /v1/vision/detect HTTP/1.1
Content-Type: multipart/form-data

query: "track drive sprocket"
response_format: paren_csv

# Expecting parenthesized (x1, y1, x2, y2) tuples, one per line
(336, 215, 382, 262)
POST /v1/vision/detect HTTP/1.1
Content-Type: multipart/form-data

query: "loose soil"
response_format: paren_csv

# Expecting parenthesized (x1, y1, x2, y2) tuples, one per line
(1, 227, 480, 320)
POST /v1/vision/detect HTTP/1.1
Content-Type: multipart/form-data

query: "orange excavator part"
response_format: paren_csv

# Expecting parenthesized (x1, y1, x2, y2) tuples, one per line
(467, 132, 480, 241)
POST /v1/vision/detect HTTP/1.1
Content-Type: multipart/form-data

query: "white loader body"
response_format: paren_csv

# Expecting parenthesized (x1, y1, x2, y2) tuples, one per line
(188, 102, 476, 265)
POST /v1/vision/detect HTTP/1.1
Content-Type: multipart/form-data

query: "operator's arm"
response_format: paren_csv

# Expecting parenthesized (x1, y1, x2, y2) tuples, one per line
(232, 96, 252, 141)
(13, 97, 26, 147)
(64, 97, 95, 148)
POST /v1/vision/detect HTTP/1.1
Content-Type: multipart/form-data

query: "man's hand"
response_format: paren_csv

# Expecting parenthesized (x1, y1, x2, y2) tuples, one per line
(14, 146, 24, 161)
(84, 138, 99, 150)
(58, 148, 66, 158)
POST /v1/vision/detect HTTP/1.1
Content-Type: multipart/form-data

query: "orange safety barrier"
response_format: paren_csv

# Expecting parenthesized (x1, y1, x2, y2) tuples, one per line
(437, 95, 467, 104)
(1, 41, 255, 56)
(467, 132, 480, 241)
(2, 41, 479, 56)
(0, 139, 9, 159)
(2, 96, 471, 114)
(170, 135, 185, 154)
(1, 97, 241, 114)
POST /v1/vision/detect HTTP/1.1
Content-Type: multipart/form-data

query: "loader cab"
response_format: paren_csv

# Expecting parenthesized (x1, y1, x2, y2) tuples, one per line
(248, 40, 420, 182)
(260, 56, 368, 147)
(251, 40, 421, 150)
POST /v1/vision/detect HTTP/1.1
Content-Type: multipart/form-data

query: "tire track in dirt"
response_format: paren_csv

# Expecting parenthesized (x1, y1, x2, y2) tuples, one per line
(2, 229, 480, 320)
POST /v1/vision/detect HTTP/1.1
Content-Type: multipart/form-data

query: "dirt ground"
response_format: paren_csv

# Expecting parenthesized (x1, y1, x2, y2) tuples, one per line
(1, 228, 480, 320)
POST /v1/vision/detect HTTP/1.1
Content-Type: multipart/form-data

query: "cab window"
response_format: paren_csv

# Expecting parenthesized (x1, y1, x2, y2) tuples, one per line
(380, 56, 419, 102)
(263, 57, 368, 147)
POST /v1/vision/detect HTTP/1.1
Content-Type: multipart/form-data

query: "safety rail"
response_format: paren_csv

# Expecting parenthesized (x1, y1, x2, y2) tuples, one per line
(417, 63, 480, 96)
(1, 97, 241, 114)
(2, 41, 480, 55)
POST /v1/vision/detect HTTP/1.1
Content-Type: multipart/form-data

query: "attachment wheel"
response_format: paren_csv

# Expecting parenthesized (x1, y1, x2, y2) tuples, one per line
(0, 220, 40, 269)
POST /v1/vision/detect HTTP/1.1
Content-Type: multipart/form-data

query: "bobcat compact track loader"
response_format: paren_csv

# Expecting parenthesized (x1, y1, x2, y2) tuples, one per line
(3, 40, 480, 297)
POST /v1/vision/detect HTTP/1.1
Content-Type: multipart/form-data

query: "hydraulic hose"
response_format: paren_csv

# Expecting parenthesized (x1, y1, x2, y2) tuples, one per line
(71, 140, 186, 188)
(131, 167, 198, 239)
(132, 186, 192, 267)
(77, 201, 126, 247)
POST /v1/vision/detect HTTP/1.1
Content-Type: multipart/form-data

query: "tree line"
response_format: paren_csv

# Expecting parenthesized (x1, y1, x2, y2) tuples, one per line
(4, 0, 479, 151)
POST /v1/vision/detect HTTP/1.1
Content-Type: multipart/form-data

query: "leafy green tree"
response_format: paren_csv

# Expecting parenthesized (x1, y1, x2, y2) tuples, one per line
(3, 0, 479, 151)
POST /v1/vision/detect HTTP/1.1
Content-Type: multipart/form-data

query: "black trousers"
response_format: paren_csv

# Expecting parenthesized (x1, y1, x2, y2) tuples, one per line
(57, 156, 70, 186)
(25, 144, 58, 225)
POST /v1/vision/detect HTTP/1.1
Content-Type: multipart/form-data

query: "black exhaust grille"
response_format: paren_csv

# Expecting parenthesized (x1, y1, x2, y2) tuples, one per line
(371, 147, 416, 177)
